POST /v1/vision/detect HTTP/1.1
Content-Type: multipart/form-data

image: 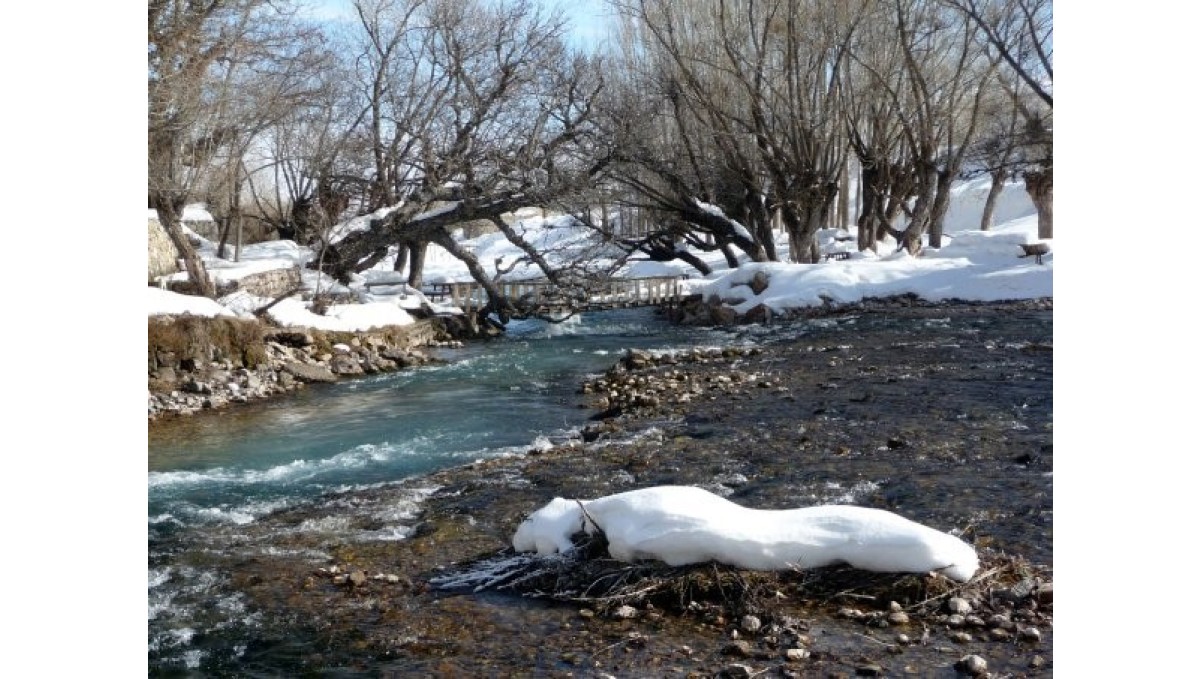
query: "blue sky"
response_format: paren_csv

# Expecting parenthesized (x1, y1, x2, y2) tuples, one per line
(305, 0, 615, 51)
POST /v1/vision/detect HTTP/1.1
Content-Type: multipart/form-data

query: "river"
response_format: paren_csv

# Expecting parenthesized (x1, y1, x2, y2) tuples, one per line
(149, 308, 752, 670)
(148, 303, 1053, 675)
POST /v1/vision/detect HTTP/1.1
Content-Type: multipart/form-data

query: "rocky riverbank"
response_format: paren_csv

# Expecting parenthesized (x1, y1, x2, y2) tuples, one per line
(158, 300, 1052, 676)
(147, 314, 471, 419)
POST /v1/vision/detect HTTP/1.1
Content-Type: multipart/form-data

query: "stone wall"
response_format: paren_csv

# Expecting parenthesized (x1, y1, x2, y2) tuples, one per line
(235, 267, 303, 298)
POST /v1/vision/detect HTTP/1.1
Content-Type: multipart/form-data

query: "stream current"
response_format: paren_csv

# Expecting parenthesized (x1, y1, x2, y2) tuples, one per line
(148, 305, 1052, 674)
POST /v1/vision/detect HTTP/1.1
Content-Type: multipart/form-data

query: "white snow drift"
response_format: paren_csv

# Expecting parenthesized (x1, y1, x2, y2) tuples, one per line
(512, 485, 979, 582)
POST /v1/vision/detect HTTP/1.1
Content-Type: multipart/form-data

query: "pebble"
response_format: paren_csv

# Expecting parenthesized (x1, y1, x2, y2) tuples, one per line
(856, 663, 885, 676)
(612, 605, 638, 619)
(785, 648, 810, 661)
(887, 611, 910, 625)
(964, 615, 986, 628)
(988, 628, 1012, 641)
(741, 615, 762, 633)
(579, 609, 595, 619)
(946, 597, 972, 615)
(1019, 627, 1041, 642)
(947, 614, 965, 628)
(895, 634, 911, 646)
(955, 655, 988, 676)
(950, 632, 972, 644)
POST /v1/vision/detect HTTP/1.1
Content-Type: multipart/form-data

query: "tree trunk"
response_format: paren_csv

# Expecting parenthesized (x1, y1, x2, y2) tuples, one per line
(393, 242, 408, 273)
(1025, 169, 1053, 239)
(857, 165, 883, 252)
(406, 241, 428, 289)
(979, 169, 1007, 231)
(153, 196, 216, 298)
(926, 170, 954, 249)
(838, 160, 850, 231)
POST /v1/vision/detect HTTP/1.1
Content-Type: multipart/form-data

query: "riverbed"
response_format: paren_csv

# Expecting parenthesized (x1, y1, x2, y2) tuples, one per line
(149, 301, 1052, 676)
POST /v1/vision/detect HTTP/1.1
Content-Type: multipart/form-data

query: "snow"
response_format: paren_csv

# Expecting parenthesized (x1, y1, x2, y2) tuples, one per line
(147, 287, 236, 318)
(148, 178, 1048, 331)
(512, 485, 979, 581)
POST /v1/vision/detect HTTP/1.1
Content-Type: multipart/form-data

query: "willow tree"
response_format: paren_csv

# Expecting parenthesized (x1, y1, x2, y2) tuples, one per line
(317, 0, 609, 322)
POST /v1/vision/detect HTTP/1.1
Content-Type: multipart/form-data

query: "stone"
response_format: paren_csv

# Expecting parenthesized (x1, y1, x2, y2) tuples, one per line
(711, 305, 738, 325)
(946, 597, 972, 615)
(348, 570, 367, 587)
(612, 605, 638, 619)
(748, 270, 770, 295)
(949, 632, 972, 644)
(887, 611, 910, 625)
(1019, 627, 1041, 642)
(740, 615, 762, 633)
(579, 609, 595, 619)
(988, 628, 1011, 641)
(785, 648, 810, 661)
(946, 614, 965, 628)
(856, 663, 885, 676)
(955, 655, 987, 676)
(282, 362, 337, 383)
(742, 303, 773, 324)
(330, 354, 364, 375)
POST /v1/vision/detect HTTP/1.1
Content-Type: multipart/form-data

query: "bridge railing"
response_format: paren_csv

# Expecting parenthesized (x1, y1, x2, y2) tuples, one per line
(422, 276, 686, 315)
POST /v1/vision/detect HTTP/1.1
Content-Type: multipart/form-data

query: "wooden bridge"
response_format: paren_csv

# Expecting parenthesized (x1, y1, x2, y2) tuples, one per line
(421, 276, 687, 316)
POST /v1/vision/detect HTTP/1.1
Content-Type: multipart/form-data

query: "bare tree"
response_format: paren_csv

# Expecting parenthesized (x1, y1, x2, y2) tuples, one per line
(313, 0, 609, 322)
(149, 0, 309, 296)
(943, 0, 1051, 238)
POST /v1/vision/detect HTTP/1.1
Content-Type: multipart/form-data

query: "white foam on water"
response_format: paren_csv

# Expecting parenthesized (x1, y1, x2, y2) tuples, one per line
(149, 442, 417, 491)
(822, 480, 882, 504)
(149, 567, 171, 589)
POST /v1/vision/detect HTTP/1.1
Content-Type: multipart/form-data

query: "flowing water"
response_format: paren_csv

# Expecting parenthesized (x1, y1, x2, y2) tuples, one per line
(148, 305, 1052, 675)
(149, 309, 747, 670)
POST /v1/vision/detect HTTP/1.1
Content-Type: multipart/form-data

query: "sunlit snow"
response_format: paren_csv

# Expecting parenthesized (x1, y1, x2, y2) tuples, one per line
(513, 485, 979, 581)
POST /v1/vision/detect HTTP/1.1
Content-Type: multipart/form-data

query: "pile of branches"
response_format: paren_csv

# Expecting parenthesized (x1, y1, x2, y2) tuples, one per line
(430, 532, 1051, 622)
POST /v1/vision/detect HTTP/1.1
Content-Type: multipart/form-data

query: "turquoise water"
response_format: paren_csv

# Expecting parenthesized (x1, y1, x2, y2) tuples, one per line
(148, 309, 745, 669)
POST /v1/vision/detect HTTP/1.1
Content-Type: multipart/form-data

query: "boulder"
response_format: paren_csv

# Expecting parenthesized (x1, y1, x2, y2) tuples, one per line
(282, 362, 337, 383)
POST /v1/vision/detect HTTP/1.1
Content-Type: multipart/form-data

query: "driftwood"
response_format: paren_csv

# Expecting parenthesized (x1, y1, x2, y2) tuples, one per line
(430, 531, 1049, 624)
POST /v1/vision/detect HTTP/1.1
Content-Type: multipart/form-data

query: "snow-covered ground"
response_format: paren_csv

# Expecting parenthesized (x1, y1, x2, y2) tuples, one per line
(148, 177, 1049, 329)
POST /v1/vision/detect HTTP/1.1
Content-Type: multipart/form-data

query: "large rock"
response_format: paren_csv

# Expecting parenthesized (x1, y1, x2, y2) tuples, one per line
(711, 305, 738, 325)
(282, 362, 337, 383)
(748, 270, 769, 295)
(330, 353, 364, 375)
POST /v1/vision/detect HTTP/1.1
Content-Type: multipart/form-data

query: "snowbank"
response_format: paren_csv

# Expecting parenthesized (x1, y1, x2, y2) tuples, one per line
(147, 287, 236, 318)
(513, 485, 979, 581)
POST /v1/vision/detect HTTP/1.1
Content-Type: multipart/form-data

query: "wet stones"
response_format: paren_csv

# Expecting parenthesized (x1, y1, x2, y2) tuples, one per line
(740, 615, 762, 633)
(955, 654, 988, 676)
(947, 597, 972, 615)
